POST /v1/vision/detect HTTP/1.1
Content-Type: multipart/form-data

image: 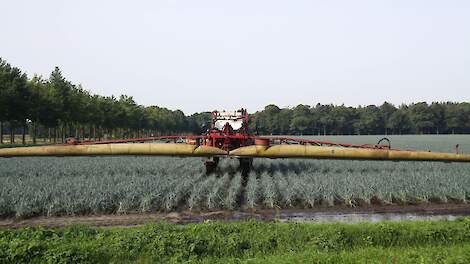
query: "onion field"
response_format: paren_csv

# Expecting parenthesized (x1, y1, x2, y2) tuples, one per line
(1, 135, 470, 218)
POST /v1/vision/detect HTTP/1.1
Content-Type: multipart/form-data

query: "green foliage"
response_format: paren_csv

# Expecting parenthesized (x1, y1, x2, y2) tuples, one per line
(2, 219, 470, 263)
(250, 101, 470, 135)
(0, 58, 203, 142)
(205, 244, 470, 264)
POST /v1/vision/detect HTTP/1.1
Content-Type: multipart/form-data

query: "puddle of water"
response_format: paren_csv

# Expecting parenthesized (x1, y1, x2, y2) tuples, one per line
(277, 212, 462, 224)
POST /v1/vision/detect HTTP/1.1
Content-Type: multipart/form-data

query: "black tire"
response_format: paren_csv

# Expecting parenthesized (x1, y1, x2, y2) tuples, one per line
(204, 157, 219, 175)
(239, 158, 253, 180)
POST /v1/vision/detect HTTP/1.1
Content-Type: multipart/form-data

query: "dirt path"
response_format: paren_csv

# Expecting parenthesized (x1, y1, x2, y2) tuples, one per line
(2, 203, 470, 229)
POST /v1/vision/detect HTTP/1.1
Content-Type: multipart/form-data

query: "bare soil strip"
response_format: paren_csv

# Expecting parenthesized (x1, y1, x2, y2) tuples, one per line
(2, 203, 470, 229)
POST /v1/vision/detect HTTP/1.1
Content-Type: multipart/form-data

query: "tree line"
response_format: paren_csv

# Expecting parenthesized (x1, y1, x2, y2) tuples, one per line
(1, 58, 470, 145)
(250, 102, 470, 135)
(0, 58, 211, 144)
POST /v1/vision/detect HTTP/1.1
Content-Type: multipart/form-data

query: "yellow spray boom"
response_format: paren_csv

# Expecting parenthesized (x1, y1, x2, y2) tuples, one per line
(1, 108, 470, 174)
(0, 143, 226, 157)
(1, 137, 470, 163)
(229, 144, 470, 162)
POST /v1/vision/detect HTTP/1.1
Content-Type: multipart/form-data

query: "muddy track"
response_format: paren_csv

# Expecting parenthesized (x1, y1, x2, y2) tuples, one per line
(2, 203, 470, 229)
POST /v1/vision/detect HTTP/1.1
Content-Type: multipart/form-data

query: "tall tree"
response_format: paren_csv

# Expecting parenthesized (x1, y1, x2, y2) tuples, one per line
(0, 58, 30, 144)
(314, 104, 334, 135)
(356, 105, 384, 135)
(48, 67, 74, 141)
(28, 76, 48, 143)
(290, 104, 311, 135)
(330, 105, 358, 135)
(189, 112, 212, 134)
(263, 104, 281, 134)
(380, 102, 397, 134)
(388, 106, 413, 134)
(277, 108, 293, 135)
(408, 102, 435, 134)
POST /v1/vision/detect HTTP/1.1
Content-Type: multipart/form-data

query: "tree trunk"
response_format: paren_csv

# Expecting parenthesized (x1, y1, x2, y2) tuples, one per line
(0, 121, 3, 144)
(38, 125, 42, 143)
(32, 122, 37, 144)
(53, 127, 57, 143)
(22, 122, 26, 145)
(10, 122, 15, 144)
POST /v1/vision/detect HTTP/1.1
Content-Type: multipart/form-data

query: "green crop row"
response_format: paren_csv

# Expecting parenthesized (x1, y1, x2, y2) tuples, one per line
(1, 155, 470, 217)
(2, 219, 470, 263)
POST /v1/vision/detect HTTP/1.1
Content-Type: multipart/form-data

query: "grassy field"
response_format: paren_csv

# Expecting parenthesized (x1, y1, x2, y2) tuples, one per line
(1, 135, 470, 218)
(300, 134, 470, 153)
(0, 135, 52, 145)
(2, 218, 470, 263)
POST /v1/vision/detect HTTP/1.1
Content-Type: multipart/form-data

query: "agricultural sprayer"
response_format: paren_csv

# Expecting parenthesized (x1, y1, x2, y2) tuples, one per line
(1, 108, 470, 174)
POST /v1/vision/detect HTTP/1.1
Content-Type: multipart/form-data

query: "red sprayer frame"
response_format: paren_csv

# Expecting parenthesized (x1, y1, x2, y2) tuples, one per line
(67, 108, 395, 174)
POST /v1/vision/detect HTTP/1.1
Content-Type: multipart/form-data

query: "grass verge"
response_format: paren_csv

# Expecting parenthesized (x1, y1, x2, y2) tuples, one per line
(2, 218, 470, 263)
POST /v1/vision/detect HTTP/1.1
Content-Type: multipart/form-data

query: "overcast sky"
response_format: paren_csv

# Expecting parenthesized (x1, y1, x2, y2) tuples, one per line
(2, 0, 469, 114)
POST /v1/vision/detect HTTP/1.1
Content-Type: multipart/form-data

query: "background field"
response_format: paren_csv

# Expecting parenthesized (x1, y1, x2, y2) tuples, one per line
(297, 134, 470, 153)
(1, 135, 470, 218)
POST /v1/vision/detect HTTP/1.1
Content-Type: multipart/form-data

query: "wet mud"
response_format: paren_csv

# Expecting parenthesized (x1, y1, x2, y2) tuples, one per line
(1, 203, 470, 229)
